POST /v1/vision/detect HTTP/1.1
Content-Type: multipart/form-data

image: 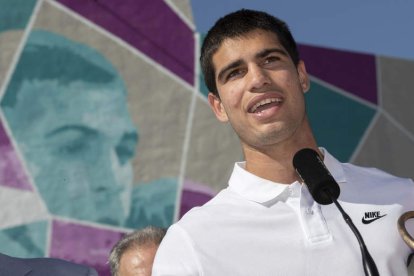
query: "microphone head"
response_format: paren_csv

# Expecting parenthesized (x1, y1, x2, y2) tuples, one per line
(292, 148, 340, 205)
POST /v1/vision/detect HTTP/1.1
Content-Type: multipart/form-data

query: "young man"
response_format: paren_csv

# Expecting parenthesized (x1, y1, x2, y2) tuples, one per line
(152, 9, 414, 275)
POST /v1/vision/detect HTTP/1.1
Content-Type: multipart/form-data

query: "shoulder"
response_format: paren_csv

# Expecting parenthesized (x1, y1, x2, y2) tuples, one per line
(343, 162, 413, 186)
(24, 257, 98, 276)
(177, 188, 240, 227)
(153, 189, 237, 275)
(341, 162, 414, 206)
(153, 224, 203, 275)
(0, 253, 31, 275)
(0, 253, 97, 276)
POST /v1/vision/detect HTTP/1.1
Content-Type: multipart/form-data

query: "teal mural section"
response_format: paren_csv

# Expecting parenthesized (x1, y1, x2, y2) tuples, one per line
(306, 81, 376, 161)
(199, 67, 209, 97)
(0, 0, 37, 32)
(0, 220, 48, 258)
(127, 178, 177, 229)
(2, 30, 139, 227)
(198, 33, 209, 97)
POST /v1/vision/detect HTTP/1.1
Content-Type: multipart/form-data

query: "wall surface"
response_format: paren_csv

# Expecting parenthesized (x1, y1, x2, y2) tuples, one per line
(0, 0, 413, 274)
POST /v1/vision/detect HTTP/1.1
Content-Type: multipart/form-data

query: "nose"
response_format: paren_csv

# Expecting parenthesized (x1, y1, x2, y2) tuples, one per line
(115, 131, 138, 166)
(247, 64, 271, 91)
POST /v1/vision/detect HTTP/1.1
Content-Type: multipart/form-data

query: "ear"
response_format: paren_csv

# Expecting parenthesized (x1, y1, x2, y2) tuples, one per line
(297, 60, 310, 93)
(208, 92, 229, 122)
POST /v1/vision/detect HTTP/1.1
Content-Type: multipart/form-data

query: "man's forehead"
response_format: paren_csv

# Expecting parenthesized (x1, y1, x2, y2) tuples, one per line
(212, 30, 286, 80)
(13, 79, 135, 138)
(213, 30, 283, 64)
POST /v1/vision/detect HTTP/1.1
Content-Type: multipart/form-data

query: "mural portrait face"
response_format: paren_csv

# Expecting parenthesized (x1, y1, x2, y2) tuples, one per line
(1, 30, 138, 226)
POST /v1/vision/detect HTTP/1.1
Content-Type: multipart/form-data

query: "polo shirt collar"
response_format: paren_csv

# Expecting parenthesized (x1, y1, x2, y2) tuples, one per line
(320, 147, 346, 183)
(228, 148, 346, 204)
(228, 161, 290, 203)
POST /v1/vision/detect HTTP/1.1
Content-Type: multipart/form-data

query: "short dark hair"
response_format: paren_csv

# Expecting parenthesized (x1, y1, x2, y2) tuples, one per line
(3, 30, 121, 109)
(200, 9, 300, 96)
(108, 226, 166, 276)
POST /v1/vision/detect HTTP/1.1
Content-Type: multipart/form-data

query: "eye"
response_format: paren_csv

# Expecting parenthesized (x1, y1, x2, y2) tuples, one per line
(263, 55, 280, 65)
(226, 68, 245, 80)
(45, 125, 102, 161)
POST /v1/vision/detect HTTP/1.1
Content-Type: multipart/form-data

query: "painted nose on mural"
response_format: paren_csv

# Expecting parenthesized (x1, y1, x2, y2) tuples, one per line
(115, 132, 138, 165)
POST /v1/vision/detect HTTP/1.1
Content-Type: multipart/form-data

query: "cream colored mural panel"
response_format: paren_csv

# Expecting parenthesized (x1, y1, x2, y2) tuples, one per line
(185, 96, 242, 192)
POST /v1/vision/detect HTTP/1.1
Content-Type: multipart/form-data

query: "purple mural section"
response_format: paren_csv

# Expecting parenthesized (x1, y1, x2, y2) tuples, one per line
(180, 180, 215, 218)
(50, 220, 125, 276)
(298, 44, 378, 104)
(0, 118, 31, 190)
(57, 0, 195, 84)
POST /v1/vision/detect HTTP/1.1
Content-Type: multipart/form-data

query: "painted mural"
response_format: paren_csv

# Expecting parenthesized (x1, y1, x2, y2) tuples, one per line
(0, 0, 242, 274)
(0, 0, 413, 274)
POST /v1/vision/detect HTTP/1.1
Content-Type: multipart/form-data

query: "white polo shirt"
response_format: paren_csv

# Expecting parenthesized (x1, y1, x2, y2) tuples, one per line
(153, 150, 414, 276)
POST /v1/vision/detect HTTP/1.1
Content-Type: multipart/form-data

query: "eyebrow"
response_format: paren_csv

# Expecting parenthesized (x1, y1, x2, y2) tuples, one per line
(216, 48, 289, 83)
(217, 59, 244, 83)
(256, 48, 288, 59)
(45, 125, 98, 138)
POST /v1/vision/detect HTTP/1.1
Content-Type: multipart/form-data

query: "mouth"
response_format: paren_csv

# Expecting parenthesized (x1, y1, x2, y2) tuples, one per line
(248, 97, 283, 113)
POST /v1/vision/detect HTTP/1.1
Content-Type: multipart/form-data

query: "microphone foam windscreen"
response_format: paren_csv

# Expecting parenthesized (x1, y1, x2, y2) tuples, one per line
(293, 148, 340, 205)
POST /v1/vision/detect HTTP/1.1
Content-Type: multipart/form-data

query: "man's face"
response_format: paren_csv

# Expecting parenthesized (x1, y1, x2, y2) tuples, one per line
(118, 244, 158, 276)
(208, 30, 310, 151)
(4, 79, 138, 225)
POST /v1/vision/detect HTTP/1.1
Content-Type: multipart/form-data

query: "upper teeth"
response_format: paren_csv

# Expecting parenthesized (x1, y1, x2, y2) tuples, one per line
(250, 98, 282, 112)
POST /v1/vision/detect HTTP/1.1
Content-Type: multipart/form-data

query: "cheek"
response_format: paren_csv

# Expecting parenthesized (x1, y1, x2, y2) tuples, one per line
(221, 83, 245, 108)
(279, 71, 299, 86)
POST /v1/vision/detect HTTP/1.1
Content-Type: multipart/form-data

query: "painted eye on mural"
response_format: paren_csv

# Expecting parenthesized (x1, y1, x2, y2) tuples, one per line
(45, 125, 102, 160)
(115, 132, 138, 166)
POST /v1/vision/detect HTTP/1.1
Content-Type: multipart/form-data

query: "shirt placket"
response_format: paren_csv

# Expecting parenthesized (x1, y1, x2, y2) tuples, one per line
(300, 185, 332, 244)
(287, 183, 332, 244)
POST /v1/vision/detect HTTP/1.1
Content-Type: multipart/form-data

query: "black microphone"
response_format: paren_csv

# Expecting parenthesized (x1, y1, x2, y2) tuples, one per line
(292, 148, 379, 276)
(292, 148, 340, 205)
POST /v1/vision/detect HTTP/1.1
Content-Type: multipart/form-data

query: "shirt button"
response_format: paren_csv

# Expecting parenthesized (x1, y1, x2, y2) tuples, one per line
(306, 208, 314, 215)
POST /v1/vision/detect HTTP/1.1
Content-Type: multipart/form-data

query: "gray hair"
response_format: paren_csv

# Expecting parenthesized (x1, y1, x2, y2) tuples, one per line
(109, 226, 166, 276)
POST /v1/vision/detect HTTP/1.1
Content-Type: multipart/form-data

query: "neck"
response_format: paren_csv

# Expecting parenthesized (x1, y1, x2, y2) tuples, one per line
(242, 122, 320, 184)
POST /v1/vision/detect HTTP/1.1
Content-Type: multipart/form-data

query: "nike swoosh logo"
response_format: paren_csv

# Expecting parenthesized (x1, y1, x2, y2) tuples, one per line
(361, 214, 387, 224)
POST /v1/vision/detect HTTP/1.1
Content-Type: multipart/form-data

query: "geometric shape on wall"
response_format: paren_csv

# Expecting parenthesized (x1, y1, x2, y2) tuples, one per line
(198, 71, 209, 98)
(127, 178, 177, 229)
(0, 220, 48, 258)
(198, 33, 209, 97)
(179, 179, 214, 218)
(299, 44, 378, 104)
(306, 80, 377, 162)
(0, 31, 26, 91)
(379, 56, 414, 134)
(56, 0, 195, 84)
(0, 186, 48, 229)
(184, 96, 243, 193)
(50, 219, 125, 276)
(169, 0, 194, 24)
(0, 0, 37, 32)
(352, 113, 414, 181)
(0, 117, 32, 190)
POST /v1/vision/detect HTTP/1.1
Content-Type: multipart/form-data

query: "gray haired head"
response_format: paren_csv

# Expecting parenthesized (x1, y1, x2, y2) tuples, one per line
(108, 226, 166, 276)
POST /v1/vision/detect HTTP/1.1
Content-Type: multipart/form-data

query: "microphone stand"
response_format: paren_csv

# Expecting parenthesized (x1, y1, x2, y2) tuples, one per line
(325, 189, 380, 276)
